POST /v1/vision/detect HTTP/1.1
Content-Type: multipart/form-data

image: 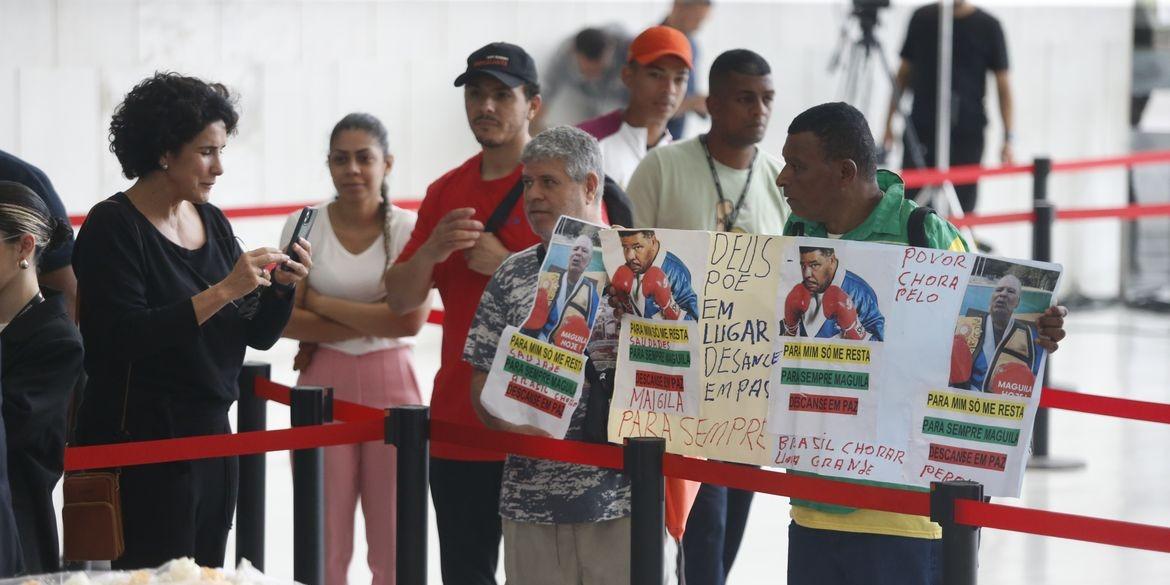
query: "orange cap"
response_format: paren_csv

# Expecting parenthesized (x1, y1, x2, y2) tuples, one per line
(628, 26, 693, 69)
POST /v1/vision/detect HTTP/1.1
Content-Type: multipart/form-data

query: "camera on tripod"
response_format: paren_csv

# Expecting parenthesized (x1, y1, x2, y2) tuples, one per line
(852, 0, 890, 37)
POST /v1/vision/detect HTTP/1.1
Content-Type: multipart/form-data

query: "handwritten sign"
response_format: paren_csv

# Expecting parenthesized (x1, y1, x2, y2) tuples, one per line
(597, 228, 1061, 497)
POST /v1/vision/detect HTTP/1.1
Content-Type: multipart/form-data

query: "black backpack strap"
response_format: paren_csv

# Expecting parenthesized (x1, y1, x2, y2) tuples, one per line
(908, 206, 936, 248)
(789, 222, 806, 237)
(582, 356, 615, 444)
(601, 175, 634, 227)
(483, 179, 526, 234)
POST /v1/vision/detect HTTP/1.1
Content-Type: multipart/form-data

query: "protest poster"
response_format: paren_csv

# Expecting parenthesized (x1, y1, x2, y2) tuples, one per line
(603, 229, 782, 464)
(479, 217, 609, 438)
(600, 227, 1061, 497)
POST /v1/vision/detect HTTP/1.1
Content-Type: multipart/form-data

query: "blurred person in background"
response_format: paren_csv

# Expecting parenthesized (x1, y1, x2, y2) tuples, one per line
(280, 113, 429, 585)
(536, 25, 630, 130)
(72, 72, 310, 568)
(883, 0, 1014, 213)
(663, 0, 713, 139)
(0, 181, 83, 574)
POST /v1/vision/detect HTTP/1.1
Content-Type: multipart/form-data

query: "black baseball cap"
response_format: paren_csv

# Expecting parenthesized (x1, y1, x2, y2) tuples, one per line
(453, 42, 538, 88)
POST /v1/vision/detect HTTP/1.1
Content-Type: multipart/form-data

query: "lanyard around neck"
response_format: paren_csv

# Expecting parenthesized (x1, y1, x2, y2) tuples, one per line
(700, 134, 758, 232)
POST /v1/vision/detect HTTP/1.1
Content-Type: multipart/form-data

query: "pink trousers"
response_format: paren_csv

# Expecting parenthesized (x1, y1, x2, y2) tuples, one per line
(297, 345, 422, 585)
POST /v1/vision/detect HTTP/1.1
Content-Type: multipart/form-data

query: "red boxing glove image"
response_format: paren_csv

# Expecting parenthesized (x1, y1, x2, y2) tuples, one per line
(823, 285, 867, 340)
(553, 313, 591, 353)
(607, 265, 637, 318)
(522, 279, 554, 332)
(988, 361, 1035, 398)
(642, 266, 682, 320)
(949, 334, 974, 385)
(783, 284, 812, 336)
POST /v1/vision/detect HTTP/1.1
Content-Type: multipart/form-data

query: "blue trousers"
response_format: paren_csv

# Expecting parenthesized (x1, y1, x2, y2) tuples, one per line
(787, 521, 942, 585)
(682, 483, 754, 585)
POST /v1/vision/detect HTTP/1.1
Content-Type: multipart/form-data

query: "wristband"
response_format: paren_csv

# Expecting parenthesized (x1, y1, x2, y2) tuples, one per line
(1004, 131, 1015, 144)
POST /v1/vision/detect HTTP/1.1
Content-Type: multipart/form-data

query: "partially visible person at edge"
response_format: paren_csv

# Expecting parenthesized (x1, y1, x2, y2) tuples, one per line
(662, 0, 714, 139)
(383, 43, 543, 585)
(778, 102, 1067, 585)
(536, 25, 629, 131)
(0, 181, 83, 574)
(280, 113, 429, 585)
(579, 25, 692, 189)
(0, 150, 77, 314)
(0, 390, 20, 577)
(72, 72, 311, 569)
(627, 48, 786, 585)
(466, 125, 631, 585)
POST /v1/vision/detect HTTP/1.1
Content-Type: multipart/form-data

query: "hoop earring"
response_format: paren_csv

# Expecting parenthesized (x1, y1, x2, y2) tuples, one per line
(19, 259, 29, 270)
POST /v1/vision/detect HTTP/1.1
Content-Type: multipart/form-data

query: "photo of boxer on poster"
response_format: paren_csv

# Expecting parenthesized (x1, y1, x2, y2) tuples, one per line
(518, 219, 606, 355)
(780, 245, 886, 341)
(948, 257, 1060, 396)
(606, 229, 699, 322)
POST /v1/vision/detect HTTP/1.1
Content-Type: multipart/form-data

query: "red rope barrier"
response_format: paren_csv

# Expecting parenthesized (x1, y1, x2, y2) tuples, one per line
(1041, 387, 1170, 425)
(1056, 203, 1170, 222)
(1052, 148, 1170, 174)
(948, 211, 1035, 228)
(430, 420, 624, 471)
(255, 379, 383, 422)
(68, 198, 424, 226)
(63, 418, 384, 471)
(902, 162, 1035, 189)
(954, 499, 1170, 554)
(662, 455, 929, 517)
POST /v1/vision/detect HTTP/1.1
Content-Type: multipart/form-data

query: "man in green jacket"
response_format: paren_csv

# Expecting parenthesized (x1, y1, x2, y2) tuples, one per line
(776, 102, 1068, 585)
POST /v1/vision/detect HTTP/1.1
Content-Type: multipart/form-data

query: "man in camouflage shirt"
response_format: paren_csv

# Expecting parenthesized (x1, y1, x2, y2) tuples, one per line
(465, 126, 631, 585)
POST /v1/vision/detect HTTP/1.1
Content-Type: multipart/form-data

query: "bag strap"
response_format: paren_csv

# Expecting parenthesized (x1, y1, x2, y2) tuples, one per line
(483, 179, 526, 234)
(908, 205, 936, 248)
(790, 222, 806, 237)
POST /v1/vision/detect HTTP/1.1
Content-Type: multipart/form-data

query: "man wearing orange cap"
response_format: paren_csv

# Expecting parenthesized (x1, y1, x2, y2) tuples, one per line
(579, 25, 693, 189)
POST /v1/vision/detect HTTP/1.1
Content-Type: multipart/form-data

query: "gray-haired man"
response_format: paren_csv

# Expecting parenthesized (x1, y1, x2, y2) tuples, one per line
(464, 126, 631, 585)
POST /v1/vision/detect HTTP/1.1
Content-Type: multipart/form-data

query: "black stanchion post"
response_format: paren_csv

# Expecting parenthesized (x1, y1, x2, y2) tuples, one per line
(1028, 159, 1086, 470)
(291, 386, 325, 585)
(236, 362, 269, 570)
(624, 437, 665, 585)
(930, 480, 983, 585)
(389, 405, 429, 585)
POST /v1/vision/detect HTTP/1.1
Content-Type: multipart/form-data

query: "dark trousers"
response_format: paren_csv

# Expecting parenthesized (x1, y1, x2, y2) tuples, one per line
(10, 472, 60, 573)
(682, 483, 754, 585)
(903, 130, 986, 213)
(787, 522, 941, 585)
(113, 454, 238, 569)
(430, 457, 504, 585)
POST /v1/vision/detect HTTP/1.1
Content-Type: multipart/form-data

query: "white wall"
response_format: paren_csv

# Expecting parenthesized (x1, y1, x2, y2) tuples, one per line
(0, 0, 1133, 295)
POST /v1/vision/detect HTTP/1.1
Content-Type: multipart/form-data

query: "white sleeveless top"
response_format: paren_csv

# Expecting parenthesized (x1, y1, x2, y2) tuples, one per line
(280, 201, 418, 355)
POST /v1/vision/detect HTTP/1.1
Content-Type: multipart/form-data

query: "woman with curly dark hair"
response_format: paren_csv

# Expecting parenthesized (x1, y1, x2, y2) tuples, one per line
(72, 72, 312, 568)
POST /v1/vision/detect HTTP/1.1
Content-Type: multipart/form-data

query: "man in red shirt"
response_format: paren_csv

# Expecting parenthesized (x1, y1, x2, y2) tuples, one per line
(385, 42, 543, 585)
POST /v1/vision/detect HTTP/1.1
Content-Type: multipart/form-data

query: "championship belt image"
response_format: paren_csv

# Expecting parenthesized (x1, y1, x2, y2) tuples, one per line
(986, 323, 1038, 398)
(551, 279, 597, 353)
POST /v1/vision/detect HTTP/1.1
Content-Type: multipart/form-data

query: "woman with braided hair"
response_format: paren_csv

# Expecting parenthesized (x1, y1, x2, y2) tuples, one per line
(281, 113, 431, 585)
